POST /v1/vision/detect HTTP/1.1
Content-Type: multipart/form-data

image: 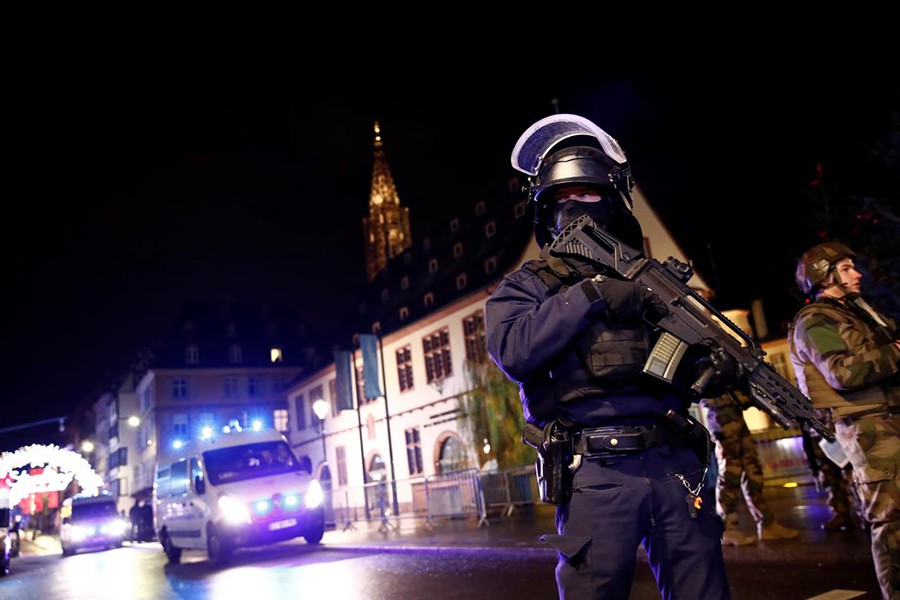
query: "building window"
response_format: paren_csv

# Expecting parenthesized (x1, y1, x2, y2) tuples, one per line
(436, 434, 468, 474)
(182, 322, 195, 338)
(428, 258, 438, 273)
(140, 386, 154, 413)
(396, 345, 414, 392)
(225, 322, 237, 337)
(274, 409, 288, 432)
(514, 200, 527, 218)
(485, 256, 498, 274)
(463, 310, 487, 364)
(453, 242, 463, 258)
(185, 344, 199, 364)
(449, 218, 459, 233)
(248, 376, 264, 398)
(355, 362, 372, 406)
(172, 378, 189, 400)
(401, 276, 409, 290)
(424, 293, 434, 307)
(485, 221, 496, 238)
(328, 378, 337, 415)
(295, 394, 307, 430)
(172, 413, 189, 439)
(423, 327, 453, 384)
(405, 427, 424, 476)
(336, 446, 348, 486)
(475, 201, 485, 215)
(381, 288, 390, 301)
(456, 273, 467, 290)
(229, 344, 242, 364)
(309, 386, 325, 425)
(422, 238, 431, 251)
(399, 307, 409, 321)
(270, 347, 283, 363)
(223, 375, 240, 399)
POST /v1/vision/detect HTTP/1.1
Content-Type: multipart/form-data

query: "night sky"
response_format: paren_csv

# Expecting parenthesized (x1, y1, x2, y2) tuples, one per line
(4, 41, 897, 443)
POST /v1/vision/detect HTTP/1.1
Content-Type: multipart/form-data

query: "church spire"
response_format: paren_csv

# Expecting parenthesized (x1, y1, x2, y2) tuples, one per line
(363, 121, 412, 282)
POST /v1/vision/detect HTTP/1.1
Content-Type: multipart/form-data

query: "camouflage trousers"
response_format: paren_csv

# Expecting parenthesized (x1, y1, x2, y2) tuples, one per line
(835, 413, 900, 600)
(706, 404, 774, 527)
(810, 433, 861, 521)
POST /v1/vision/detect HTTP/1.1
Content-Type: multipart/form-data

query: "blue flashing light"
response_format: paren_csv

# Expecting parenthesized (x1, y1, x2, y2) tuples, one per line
(251, 420, 263, 432)
(172, 440, 184, 450)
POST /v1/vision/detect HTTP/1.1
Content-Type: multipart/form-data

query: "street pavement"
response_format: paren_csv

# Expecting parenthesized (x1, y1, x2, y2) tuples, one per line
(19, 483, 880, 597)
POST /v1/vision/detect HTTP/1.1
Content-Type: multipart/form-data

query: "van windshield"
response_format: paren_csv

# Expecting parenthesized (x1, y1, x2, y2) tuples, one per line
(203, 441, 301, 485)
(72, 501, 118, 520)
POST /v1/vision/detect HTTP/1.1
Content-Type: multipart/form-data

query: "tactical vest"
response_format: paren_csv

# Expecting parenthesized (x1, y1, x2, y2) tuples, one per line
(789, 301, 900, 419)
(519, 258, 653, 424)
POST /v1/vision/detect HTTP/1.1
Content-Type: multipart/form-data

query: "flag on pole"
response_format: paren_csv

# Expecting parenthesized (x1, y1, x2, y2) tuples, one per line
(333, 350, 354, 410)
(359, 334, 383, 400)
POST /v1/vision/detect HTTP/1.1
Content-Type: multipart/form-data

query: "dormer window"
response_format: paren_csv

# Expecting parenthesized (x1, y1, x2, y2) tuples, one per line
(401, 276, 409, 290)
(485, 221, 496, 238)
(229, 344, 242, 364)
(475, 201, 485, 215)
(428, 258, 438, 273)
(456, 274, 467, 290)
(453, 242, 463, 258)
(185, 344, 199, 364)
(514, 200, 527, 218)
(424, 293, 434, 307)
(399, 307, 409, 321)
(449, 218, 460, 233)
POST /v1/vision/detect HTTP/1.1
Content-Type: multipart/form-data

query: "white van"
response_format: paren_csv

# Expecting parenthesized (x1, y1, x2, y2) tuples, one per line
(153, 428, 325, 565)
(59, 492, 128, 556)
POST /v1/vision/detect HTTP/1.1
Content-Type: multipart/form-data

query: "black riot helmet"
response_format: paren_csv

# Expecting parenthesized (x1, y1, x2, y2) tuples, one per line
(511, 114, 641, 249)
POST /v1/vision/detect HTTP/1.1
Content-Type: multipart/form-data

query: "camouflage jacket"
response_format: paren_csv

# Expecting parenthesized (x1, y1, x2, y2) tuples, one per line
(788, 297, 900, 419)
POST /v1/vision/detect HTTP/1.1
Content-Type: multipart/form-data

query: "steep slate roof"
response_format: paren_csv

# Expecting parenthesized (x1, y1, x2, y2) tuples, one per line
(331, 176, 532, 346)
(153, 302, 319, 369)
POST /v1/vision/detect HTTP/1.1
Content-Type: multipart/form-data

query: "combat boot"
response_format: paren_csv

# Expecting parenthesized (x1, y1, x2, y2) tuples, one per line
(758, 520, 799, 540)
(721, 515, 756, 546)
(821, 513, 853, 532)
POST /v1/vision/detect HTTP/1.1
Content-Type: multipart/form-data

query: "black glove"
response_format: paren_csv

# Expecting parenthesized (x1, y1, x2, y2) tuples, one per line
(592, 274, 669, 323)
(690, 344, 741, 398)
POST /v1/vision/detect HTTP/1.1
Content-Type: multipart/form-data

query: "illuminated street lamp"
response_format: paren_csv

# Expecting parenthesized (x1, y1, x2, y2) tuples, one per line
(312, 399, 329, 465)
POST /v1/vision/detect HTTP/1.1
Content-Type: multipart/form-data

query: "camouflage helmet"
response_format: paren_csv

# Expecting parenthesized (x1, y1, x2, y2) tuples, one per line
(795, 241, 856, 295)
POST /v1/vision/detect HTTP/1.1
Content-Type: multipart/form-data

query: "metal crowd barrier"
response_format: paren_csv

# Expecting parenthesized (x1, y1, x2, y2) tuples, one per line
(323, 431, 812, 531)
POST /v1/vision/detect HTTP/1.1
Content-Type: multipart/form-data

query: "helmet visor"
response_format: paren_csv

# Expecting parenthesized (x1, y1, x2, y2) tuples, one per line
(511, 113, 628, 176)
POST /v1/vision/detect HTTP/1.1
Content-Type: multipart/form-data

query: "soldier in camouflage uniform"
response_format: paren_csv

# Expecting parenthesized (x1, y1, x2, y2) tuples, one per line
(789, 241, 900, 600)
(701, 391, 799, 545)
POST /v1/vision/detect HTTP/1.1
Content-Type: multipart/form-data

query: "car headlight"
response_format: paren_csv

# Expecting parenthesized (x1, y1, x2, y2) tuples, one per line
(305, 479, 323, 509)
(218, 495, 252, 524)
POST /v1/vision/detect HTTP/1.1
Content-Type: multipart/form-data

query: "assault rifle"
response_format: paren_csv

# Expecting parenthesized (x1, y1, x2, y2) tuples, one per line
(549, 215, 835, 442)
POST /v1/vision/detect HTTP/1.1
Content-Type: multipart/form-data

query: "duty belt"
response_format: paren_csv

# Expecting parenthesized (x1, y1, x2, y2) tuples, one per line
(574, 424, 668, 456)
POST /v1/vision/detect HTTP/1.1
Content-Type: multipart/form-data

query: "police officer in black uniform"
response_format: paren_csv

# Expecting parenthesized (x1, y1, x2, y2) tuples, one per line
(485, 114, 732, 599)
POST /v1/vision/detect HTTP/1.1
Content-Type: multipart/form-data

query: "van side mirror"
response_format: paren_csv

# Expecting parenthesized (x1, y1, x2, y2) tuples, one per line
(298, 456, 313, 474)
(194, 475, 206, 495)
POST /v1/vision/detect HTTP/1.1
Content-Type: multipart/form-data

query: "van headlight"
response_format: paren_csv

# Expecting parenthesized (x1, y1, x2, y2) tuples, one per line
(218, 495, 252, 524)
(305, 479, 323, 509)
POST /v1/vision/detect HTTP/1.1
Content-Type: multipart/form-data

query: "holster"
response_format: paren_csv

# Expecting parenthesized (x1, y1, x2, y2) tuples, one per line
(524, 422, 574, 505)
(663, 409, 712, 469)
